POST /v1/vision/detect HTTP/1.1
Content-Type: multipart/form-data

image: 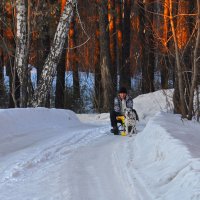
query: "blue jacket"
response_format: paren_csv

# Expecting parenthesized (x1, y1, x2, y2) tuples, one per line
(114, 95, 133, 113)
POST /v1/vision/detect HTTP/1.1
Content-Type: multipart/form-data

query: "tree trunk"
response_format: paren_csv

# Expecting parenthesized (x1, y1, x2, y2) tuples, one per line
(161, 0, 170, 89)
(55, 42, 66, 108)
(94, 2, 102, 112)
(169, 0, 187, 117)
(177, 0, 191, 112)
(7, 63, 20, 108)
(120, 0, 132, 90)
(55, 0, 67, 109)
(98, 0, 113, 112)
(108, 0, 117, 94)
(15, 0, 29, 107)
(115, 0, 123, 90)
(4, 2, 20, 108)
(143, 0, 155, 93)
(34, 1, 51, 107)
(69, 15, 80, 106)
(138, 0, 147, 93)
(31, 0, 76, 107)
(197, 85, 200, 121)
(188, 0, 200, 120)
(0, 3, 5, 107)
(0, 54, 5, 107)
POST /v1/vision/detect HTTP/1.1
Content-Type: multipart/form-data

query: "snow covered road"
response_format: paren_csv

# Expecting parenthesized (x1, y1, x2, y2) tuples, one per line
(63, 135, 136, 200)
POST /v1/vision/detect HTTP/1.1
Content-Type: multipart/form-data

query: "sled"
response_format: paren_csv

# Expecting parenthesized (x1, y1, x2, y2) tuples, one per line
(116, 115, 127, 136)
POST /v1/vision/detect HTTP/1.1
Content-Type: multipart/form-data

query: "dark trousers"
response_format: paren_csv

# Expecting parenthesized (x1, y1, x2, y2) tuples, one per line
(110, 111, 121, 127)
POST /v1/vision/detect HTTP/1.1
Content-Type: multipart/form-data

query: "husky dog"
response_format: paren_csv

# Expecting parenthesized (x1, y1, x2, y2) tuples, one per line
(124, 108, 137, 136)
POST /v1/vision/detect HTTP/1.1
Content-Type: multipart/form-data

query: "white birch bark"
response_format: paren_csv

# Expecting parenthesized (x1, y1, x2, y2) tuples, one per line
(32, 0, 76, 107)
(15, 0, 28, 107)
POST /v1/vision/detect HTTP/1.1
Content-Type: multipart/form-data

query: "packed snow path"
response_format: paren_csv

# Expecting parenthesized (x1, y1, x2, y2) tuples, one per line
(63, 135, 136, 200)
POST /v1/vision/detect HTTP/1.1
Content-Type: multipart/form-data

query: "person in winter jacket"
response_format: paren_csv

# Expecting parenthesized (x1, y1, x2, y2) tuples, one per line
(110, 87, 138, 135)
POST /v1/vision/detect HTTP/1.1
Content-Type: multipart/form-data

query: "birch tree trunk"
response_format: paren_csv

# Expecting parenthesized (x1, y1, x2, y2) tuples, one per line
(188, 0, 200, 120)
(55, 41, 66, 109)
(31, 0, 76, 107)
(15, 0, 28, 107)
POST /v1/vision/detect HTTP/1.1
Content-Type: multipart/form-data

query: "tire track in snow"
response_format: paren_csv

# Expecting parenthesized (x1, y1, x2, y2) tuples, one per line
(0, 125, 108, 184)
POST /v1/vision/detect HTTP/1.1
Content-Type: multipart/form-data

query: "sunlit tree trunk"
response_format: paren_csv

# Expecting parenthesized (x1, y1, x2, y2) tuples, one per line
(161, 0, 170, 89)
(32, 0, 76, 107)
(98, 0, 113, 112)
(121, 0, 132, 90)
(115, 0, 123, 89)
(15, 0, 29, 107)
(108, 0, 117, 94)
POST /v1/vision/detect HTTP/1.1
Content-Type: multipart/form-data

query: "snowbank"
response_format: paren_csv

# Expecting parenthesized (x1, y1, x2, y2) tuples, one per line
(133, 89, 173, 122)
(0, 108, 108, 188)
(0, 108, 81, 154)
(133, 112, 200, 200)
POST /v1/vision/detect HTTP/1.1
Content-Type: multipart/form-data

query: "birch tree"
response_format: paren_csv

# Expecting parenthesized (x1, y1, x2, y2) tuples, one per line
(31, 0, 76, 107)
(15, 0, 28, 107)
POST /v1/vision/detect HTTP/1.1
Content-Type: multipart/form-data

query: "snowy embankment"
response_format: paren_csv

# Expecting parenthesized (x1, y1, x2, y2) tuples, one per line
(0, 89, 200, 200)
(130, 112, 200, 200)
(0, 108, 108, 184)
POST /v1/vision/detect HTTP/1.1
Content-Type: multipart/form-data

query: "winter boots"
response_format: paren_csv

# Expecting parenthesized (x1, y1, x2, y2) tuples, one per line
(110, 126, 119, 135)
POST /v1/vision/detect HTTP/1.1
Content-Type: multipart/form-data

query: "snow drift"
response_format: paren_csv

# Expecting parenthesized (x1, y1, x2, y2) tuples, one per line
(132, 112, 200, 200)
